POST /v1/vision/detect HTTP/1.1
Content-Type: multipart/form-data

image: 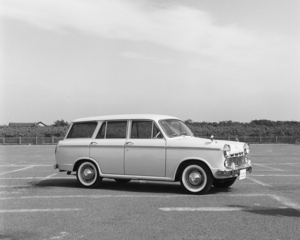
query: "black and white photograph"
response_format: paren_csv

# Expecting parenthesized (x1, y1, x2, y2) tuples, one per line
(1, 0, 300, 239)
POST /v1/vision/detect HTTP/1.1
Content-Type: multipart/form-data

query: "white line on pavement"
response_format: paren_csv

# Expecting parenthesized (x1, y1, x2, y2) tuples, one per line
(0, 177, 74, 180)
(251, 175, 300, 177)
(0, 185, 29, 188)
(269, 195, 300, 210)
(0, 193, 272, 201)
(253, 163, 284, 171)
(160, 207, 244, 211)
(0, 166, 35, 176)
(252, 163, 300, 165)
(0, 165, 52, 167)
(247, 177, 271, 187)
(43, 173, 58, 179)
(0, 208, 81, 213)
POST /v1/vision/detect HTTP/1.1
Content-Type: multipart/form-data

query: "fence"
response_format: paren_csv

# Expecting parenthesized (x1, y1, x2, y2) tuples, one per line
(0, 137, 64, 145)
(0, 136, 299, 145)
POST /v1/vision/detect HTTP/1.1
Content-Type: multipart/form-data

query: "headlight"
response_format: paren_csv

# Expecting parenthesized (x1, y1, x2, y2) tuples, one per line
(223, 144, 231, 158)
(244, 143, 250, 155)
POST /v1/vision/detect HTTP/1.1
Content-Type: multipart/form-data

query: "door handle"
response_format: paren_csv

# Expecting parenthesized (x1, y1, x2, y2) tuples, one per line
(90, 142, 98, 145)
(125, 141, 134, 145)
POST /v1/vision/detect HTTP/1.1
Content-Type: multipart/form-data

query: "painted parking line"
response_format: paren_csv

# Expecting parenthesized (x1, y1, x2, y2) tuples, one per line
(160, 207, 244, 211)
(0, 177, 74, 180)
(42, 173, 58, 179)
(0, 166, 35, 176)
(0, 193, 270, 201)
(252, 163, 300, 165)
(247, 177, 271, 187)
(253, 163, 284, 171)
(0, 165, 53, 167)
(251, 175, 300, 177)
(0, 185, 30, 188)
(1, 193, 299, 211)
(0, 208, 81, 213)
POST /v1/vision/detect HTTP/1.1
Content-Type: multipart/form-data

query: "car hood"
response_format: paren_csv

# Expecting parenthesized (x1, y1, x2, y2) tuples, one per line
(167, 136, 245, 154)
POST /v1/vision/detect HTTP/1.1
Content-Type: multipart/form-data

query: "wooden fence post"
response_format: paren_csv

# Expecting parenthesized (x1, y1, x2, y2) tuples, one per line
(19, 137, 21, 145)
(35, 136, 38, 145)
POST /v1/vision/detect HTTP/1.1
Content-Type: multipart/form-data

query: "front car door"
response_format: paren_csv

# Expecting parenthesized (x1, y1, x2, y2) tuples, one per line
(124, 120, 166, 177)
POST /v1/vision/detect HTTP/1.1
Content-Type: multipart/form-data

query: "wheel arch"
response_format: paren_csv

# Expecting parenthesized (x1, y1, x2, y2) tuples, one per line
(73, 158, 102, 175)
(174, 159, 213, 181)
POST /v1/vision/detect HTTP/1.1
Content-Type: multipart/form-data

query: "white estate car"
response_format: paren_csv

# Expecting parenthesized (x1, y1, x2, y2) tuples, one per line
(54, 114, 252, 194)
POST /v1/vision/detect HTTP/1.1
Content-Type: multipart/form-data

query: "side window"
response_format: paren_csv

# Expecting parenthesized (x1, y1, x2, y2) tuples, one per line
(67, 122, 98, 138)
(106, 121, 127, 139)
(131, 121, 152, 139)
(153, 124, 163, 139)
(96, 122, 106, 139)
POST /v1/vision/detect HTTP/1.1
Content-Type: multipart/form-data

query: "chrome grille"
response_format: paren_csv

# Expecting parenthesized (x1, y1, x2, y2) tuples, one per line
(228, 153, 246, 166)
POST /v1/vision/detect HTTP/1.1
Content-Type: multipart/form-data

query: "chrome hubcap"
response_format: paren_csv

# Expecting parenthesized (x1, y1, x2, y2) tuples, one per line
(83, 168, 94, 181)
(188, 171, 202, 186)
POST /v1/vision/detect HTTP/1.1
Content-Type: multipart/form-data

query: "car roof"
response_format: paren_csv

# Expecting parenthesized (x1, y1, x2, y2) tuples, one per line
(73, 114, 179, 123)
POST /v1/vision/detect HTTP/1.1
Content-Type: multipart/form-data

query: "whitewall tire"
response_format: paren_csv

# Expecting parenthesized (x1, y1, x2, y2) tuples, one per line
(77, 161, 101, 188)
(180, 163, 212, 194)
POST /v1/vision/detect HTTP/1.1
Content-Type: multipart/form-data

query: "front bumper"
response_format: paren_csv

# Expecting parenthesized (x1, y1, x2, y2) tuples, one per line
(216, 163, 252, 177)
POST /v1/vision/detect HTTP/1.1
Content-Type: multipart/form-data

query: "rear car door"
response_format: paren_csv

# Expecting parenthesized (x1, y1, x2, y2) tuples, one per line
(89, 120, 128, 174)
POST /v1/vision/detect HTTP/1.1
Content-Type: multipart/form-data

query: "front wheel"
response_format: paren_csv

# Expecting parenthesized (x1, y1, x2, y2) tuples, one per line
(180, 163, 212, 194)
(76, 161, 102, 188)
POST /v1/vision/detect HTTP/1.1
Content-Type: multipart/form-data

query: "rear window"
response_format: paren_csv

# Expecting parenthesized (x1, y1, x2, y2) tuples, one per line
(67, 122, 98, 138)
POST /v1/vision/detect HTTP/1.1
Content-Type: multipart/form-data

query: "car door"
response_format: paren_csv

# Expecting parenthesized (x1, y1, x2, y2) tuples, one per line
(57, 121, 98, 169)
(124, 120, 166, 177)
(89, 120, 128, 174)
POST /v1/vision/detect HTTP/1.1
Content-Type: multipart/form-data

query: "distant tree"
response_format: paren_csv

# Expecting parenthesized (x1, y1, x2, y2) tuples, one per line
(185, 119, 194, 124)
(53, 119, 70, 127)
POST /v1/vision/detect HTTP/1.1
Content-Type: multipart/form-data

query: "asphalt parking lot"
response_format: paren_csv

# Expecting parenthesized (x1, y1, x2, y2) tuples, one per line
(0, 144, 300, 240)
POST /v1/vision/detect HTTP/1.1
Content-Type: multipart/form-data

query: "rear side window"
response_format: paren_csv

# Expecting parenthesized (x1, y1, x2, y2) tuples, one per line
(67, 122, 98, 138)
(96, 121, 127, 139)
(106, 121, 127, 138)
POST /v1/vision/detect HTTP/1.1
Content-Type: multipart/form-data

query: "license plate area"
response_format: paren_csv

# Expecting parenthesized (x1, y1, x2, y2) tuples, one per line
(239, 169, 246, 180)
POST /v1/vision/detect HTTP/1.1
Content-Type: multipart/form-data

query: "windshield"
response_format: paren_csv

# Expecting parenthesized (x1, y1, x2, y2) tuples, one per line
(159, 119, 194, 138)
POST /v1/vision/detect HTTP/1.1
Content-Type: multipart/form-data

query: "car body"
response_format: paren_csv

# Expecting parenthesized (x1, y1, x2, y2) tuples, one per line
(54, 114, 252, 194)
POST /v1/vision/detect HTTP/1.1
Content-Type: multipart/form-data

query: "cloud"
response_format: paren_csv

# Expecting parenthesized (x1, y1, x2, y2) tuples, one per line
(1, 1, 256, 54)
(1, 0, 297, 72)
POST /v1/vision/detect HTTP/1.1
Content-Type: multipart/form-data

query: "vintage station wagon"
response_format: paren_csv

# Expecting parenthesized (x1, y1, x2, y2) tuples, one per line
(54, 114, 252, 194)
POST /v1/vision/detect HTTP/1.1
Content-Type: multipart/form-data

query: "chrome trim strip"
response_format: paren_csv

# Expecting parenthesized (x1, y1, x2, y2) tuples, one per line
(124, 146, 165, 149)
(59, 145, 91, 148)
(100, 173, 173, 181)
(89, 145, 125, 148)
(167, 146, 220, 151)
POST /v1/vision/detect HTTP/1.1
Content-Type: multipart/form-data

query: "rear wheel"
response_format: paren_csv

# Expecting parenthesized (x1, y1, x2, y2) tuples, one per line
(180, 162, 212, 194)
(213, 178, 236, 188)
(114, 179, 131, 184)
(76, 161, 102, 187)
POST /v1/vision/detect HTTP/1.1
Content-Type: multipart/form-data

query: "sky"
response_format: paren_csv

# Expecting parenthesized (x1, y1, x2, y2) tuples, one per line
(1, 0, 299, 125)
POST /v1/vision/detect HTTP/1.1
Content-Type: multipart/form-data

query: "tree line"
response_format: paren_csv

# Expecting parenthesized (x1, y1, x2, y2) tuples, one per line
(185, 119, 300, 137)
(0, 119, 299, 138)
